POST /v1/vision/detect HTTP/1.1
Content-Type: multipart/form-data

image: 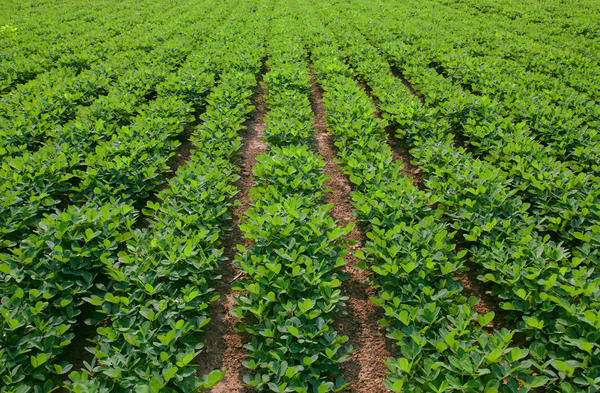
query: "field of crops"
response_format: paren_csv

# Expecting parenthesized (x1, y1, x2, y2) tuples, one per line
(1, 0, 599, 392)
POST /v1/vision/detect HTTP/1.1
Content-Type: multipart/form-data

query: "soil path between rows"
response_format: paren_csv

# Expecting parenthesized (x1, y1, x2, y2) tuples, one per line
(309, 65, 392, 393)
(196, 66, 268, 393)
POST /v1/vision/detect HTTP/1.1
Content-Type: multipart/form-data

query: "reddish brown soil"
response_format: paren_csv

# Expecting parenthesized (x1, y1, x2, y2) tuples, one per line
(458, 272, 497, 328)
(195, 68, 268, 393)
(385, 132, 424, 189)
(310, 66, 392, 393)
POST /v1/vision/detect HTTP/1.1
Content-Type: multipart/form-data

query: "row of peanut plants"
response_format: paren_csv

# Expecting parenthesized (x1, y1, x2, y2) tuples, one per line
(0, 0, 173, 94)
(0, 0, 228, 158)
(441, 0, 600, 71)
(0, 0, 237, 255)
(372, 0, 600, 176)
(321, 0, 600, 277)
(333, 0, 600, 178)
(69, 56, 265, 393)
(232, 13, 351, 392)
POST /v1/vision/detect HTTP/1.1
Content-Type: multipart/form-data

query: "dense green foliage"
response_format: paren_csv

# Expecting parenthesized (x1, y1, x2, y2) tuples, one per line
(1, 0, 598, 392)
(1, 0, 265, 391)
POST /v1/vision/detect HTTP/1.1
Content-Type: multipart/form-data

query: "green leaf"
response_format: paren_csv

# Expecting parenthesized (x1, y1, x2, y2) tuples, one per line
(397, 358, 411, 373)
(559, 382, 576, 393)
(13, 385, 31, 393)
(207, 370, 225, 387)
(526, 317, 544, 329)
(484, 348, 503, 364)
(509, 347, 527, 362)
(398, 310, 410, 326)
(0, 263, 10, 274)
(299, 298, 314, 314)
(135, 385, 151, 393)
(529, 342, 548, 361)
(500, 302, 516, 310)
(576, 340, 594, 354)
(390, 379, 404, 392)
(478, 312, 494, 327)
(150, 376, 161, 393)
(7, 318, 19, 329)
(285, 366, 297, 378)
(30, 353, 48, 368)
(288, 326, 300, 337)
(553, 360, 575, 377)
(163, 366, 178, 382)
(349, 175, 362, 186)
(177, 352, 196, 367)
(247, 283, 260, 295)
(527, 375, 549, 388)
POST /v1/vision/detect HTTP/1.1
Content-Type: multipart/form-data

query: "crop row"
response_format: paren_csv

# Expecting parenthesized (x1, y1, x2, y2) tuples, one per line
(0, 2, 266, 391)
(2, 0, 597, 392)
(232, 13, 351, 392)
(293, 6, 547, 392)
(321, 2, 600, 277)
(376, 0, 600, 99)
(441, 0, 600, 75)
(69, 68, 263, 393)
(304, 1, 600, 391)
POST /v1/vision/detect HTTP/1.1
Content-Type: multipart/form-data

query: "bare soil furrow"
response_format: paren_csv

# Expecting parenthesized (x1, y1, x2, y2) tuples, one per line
(458, 270, 507, 330)
(169, 122, 197, 176)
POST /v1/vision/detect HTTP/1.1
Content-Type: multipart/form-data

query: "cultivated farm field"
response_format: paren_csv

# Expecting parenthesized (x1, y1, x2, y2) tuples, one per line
(0, 0, 599, 392)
